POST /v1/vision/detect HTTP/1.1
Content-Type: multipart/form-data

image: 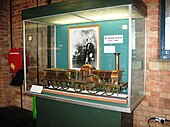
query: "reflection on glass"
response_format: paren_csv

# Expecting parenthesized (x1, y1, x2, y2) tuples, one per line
(131, 7, 145, 106)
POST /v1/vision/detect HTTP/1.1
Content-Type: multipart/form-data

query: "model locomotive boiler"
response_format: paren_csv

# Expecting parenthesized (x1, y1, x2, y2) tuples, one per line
(41, 53, 128, 96)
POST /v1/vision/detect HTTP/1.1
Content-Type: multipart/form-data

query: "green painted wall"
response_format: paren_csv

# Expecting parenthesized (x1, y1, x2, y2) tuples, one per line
(56, 19, 129, 82)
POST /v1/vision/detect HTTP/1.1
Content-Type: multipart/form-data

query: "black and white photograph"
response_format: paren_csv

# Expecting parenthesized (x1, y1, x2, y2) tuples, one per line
(68, 25, 100, 69)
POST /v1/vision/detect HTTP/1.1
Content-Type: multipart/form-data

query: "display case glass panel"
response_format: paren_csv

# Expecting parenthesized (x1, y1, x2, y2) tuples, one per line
(23, 2, 146, 113)
(131, 7, 146, 107)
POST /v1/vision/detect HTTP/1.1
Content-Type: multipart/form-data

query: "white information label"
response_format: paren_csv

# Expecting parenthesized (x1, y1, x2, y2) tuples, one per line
(104, 35, 123, 44)
(104, 46, 115, 53)
(30, 85, 43, 93)
(165, 18, 170, 50)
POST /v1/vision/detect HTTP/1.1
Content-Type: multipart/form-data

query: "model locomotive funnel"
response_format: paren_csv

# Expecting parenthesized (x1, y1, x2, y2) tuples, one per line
(114, 53, 120, 70)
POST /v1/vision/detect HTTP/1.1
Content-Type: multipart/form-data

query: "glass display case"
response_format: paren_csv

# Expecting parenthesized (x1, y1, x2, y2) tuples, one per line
(22, 0, 147, 113)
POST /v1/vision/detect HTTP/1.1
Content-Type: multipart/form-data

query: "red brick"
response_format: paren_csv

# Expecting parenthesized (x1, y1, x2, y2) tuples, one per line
(150, 26, 159, 32)
(148, 9, 159, 15)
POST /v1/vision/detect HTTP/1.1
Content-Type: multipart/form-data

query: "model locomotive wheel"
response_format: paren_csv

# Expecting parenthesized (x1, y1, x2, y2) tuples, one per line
(53, 81, 61, 90)
(60, 81, 69, 91)
(50, 80, 58, 89)
(104, 86, 114, 96)
(42, 79, 55, 89)
(86, 83, 100, 94)
(114, 86, 120, 95)
(85, 74, 101, 94)
(73, 83, 84, 93)
(41, 79, 49, 88)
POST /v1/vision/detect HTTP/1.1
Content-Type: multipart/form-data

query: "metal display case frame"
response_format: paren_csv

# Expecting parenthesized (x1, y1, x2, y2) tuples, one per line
(22, 0, 147, 113)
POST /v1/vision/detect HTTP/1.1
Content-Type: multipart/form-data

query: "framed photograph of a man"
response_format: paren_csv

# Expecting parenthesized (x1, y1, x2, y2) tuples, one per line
(68, 25, 100, 69)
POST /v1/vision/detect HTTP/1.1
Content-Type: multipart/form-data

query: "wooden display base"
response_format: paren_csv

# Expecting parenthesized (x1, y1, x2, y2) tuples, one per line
(43, 88, 128, 104)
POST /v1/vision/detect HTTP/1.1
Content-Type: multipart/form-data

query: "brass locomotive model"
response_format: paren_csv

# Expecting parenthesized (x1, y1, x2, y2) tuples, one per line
(41, 53, 128, 96)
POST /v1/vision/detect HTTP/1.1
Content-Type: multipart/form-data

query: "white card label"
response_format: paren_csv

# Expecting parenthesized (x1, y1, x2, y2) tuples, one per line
(104, 35, 123, 44)
(30, 85, 43, 93)
(104, 46, 115, 53)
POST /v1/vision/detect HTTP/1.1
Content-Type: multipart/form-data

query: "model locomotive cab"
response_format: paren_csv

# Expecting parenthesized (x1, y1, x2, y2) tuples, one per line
(41, 53, 128, 97)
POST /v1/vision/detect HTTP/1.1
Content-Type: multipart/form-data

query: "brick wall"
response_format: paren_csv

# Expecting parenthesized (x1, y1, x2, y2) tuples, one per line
(0, 0, 62, 110)
(0, 0, 11, 106)
(10, 0, 38, 110)
(133, 0, 170, 127)
(1, 0, 170, 126)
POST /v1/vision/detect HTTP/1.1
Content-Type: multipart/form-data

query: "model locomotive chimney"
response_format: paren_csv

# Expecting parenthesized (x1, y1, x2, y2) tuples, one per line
(114, 53, 120, 70)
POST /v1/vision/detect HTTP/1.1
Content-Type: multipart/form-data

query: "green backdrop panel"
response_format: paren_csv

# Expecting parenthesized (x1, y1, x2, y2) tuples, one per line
(56, 19, 129, 82)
